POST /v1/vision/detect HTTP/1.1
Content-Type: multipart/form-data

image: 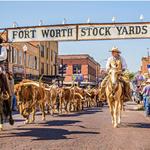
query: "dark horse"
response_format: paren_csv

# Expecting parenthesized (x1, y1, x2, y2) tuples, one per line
(0, 74, 14, 131)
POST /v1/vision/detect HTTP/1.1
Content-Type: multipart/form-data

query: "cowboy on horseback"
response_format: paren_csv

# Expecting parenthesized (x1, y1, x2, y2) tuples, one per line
(0, 37, 14, 130)
(0, 37, 10, 98)
(99, 46, 132, 102)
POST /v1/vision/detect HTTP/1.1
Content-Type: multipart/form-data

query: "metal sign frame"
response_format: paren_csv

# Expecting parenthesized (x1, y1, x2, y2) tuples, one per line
(2, 22, 150, 43)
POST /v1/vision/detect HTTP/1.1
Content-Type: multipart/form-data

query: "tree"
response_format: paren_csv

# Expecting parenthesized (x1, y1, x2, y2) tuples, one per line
(128, 72, 135, 80)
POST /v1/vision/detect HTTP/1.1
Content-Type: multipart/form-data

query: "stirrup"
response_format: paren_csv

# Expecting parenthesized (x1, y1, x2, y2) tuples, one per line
(1, 91, 10, 100)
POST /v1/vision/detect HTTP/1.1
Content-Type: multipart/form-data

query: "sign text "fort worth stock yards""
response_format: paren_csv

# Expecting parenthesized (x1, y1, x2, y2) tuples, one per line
(8, 23, 150, 42)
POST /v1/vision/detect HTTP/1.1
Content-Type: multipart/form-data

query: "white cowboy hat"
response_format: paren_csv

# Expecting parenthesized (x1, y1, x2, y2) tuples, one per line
(146, 78, 150, 83)
(109, 46, 121, 53)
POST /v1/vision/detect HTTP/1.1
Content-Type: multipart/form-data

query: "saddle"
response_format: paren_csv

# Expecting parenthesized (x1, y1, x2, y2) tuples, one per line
(0, 73, 11, 101)
(0, 91, 10, 100)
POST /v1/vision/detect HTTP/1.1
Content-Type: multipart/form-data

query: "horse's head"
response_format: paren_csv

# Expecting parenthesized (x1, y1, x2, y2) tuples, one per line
(109, 68, 122, 85)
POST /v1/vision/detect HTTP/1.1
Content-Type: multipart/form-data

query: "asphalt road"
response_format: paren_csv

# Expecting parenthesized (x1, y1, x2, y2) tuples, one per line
(0, 102, 150, 150)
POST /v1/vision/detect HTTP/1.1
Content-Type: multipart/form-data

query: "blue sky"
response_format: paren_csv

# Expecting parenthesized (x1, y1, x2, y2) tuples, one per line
(0, 1, 150, 72)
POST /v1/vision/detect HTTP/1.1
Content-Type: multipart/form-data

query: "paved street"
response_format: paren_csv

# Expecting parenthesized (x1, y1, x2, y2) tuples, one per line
(0, 102, 150, 150)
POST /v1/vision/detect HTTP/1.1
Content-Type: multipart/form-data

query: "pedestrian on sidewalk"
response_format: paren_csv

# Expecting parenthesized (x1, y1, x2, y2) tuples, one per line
(7, 70, 17, 111)
(142, 78, 150, 116)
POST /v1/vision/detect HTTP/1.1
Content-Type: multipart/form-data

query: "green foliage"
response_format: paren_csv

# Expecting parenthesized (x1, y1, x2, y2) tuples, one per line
(128, 72, 135, 80)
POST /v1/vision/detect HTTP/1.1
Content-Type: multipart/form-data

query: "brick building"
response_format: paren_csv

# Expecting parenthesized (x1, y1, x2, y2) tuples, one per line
(1, 32, 58, 81)
(58, 54, 101, 85)
(141, 56, 150, 76)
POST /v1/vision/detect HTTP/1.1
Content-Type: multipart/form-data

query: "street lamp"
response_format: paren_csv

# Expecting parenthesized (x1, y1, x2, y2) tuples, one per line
(112, 16, 116, 23)
(53, 51, 58, 81)
(12, 21, 18, 28)
(62, 18, 67, 24)
(139, 14, 144, 22)
(23, 45, 27, 78)
(39, 20, 43, 26)
(60, 59, 64, 86)
(87, 18, 90, 23)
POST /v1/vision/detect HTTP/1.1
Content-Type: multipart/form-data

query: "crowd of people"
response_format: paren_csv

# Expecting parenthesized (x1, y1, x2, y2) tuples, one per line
(132, 72, 150, 117)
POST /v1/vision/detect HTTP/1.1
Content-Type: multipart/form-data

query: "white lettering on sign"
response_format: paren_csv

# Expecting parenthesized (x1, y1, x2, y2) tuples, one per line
(7, 23, 150, 42)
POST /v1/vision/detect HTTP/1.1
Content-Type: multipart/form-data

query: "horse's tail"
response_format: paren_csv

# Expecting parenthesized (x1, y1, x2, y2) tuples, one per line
(2, 99, 14, 125)
(3, 100, 11, 118)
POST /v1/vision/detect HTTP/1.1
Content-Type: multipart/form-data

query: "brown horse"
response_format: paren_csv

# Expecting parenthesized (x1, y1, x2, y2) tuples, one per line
(106, 66, 123, 128)
(0, 74, 14, 131)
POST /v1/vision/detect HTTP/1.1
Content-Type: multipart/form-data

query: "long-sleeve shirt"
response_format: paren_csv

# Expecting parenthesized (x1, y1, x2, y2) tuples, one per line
(106, 56, 127, 71)
(142, 84, 150, 96)
(0, 45, 7, 61)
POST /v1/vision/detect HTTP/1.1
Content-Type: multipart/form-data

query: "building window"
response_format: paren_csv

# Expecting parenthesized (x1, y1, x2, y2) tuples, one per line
(54, 52, 57, 64)
(35, 56, 37, 70)
(37, 58, 39, 70)
(27, 54, 30, 68)
(18, 50, 23, 65)
(46, 48, 48, 59)
(51, 65, 53, 75)
(9, 46, 12, 63)
(13, 48, 17, 64)
(51, 50, 53, 61)
(41, 63, 44, 74)
(31, 56, 34, 69)
(40, 45, 44, 57)
(46, 64, 49, 75)
(11, 47, 18, 64)
(88, 65, 96, 76)
(12, 47, 14, 63)
(73, 64, 81, 74)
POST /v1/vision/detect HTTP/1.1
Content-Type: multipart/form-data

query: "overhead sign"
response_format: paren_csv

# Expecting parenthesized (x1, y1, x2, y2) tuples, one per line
(7, 23, 150, 42)
(78, 23, 149, 40)
(8, 25, 77, 42)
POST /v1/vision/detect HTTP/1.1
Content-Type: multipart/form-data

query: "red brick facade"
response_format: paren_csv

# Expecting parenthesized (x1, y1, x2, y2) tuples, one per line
(58, 54, 101, 84)
(141, 56, 150, 75)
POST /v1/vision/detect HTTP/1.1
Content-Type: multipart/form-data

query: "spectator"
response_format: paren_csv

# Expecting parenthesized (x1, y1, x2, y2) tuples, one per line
(7, 71, 17, 111)
(142, 78, 150, 116)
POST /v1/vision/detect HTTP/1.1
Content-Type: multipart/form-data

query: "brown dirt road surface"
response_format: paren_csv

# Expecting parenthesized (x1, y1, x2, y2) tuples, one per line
(0, 102, 150, 150)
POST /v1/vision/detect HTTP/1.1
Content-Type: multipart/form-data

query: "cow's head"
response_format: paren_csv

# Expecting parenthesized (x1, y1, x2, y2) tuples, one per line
(19, 102, 32, 118)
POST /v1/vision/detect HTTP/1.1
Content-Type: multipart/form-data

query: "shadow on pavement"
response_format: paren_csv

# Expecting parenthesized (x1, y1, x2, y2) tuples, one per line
(14, 119, 25, 123)
(122, 122, 150, 128)
(39, 120, 81, 126)
(1, 119, 100, 140)
(125, 108, 138, 111)
(14, 127, 99, 140)
(58, 107, 102, 117)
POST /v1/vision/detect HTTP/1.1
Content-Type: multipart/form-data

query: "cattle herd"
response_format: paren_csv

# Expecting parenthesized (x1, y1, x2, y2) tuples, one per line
(14, 80, 103, 124)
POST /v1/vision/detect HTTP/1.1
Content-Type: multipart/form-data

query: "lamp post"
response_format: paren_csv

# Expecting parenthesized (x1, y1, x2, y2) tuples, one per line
(139, 14, 144, 22)
(112, 16, 116, 23)
(62, 18, 67, 24)
(53, 51, 58, 83)
(23, 45, 27, 78)
(60, 59, 64, 86)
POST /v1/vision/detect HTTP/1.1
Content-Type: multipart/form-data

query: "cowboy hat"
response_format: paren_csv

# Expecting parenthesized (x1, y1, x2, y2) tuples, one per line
(146, 78, 150, 83)
(109, 46, 121, 53)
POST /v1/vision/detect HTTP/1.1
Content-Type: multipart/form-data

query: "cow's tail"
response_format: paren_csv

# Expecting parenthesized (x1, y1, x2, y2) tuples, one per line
(39, 74, 44, 87)
(74, 93, 84, 100)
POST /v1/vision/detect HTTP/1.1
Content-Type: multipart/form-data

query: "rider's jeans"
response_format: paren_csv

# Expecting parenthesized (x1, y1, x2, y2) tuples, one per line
(145, 96, 150, 116)
(143, 95, 146, 109)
